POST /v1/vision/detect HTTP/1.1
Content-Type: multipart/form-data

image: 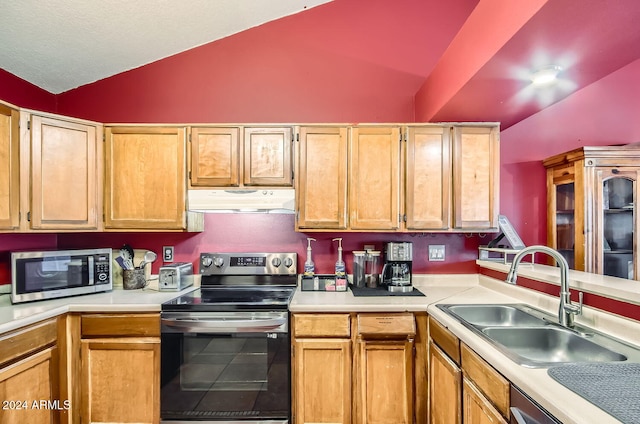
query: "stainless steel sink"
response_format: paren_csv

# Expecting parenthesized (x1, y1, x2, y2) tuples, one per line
(437, 303, 640, 368)
(444, 304, 546, 327)
(482, 326, 627, 367)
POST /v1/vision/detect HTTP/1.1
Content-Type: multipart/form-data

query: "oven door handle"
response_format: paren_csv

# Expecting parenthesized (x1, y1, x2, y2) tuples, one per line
(161, 317, 287, 333)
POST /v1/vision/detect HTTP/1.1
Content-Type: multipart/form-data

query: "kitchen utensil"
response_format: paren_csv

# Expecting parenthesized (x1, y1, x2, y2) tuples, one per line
(138, 250, 158, 269)
(119, 247, 134, 270)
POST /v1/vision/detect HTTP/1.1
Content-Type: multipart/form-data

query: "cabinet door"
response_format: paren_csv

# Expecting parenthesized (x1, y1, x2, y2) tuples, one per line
(463, 378, 508, 424)
(81, 337, 160, 424)
(452, 126, 499, 230)
(350, 127, 401, 230)
(104, 126, 186, 230)
(0, 348, 59, 424)
(546, 164, 581, 270)
(243, 127, 293, 186)
(190, 127, 240, 186)
(30, 115, 99, 230)
(356, 338, 413, 424)
(429, 342, 461, 424)
(0, 104, 19, 230)
(294, 339, 351, 424)
(296, 126, 348, 229)
(594, 168, 640, 280)
(406, 126, 451, 230)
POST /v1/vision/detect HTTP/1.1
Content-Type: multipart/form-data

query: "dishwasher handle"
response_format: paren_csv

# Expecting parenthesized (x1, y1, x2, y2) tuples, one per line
(161, 316, 287, 333)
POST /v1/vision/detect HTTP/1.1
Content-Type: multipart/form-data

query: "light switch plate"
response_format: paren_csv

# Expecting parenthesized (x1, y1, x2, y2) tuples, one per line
(428, 245, 445, 261)
(163, 246, 174, 262)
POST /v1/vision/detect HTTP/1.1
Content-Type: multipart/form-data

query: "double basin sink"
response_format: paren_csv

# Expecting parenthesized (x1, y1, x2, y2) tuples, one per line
(437, 303, 640, 368)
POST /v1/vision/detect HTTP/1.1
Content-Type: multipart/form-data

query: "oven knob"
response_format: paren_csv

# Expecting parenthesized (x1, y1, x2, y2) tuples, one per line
(201, 257, 213, 268)
(271, 257, 282, 267)
(283, 257, 294, 268)
(213, 257, 225, 267)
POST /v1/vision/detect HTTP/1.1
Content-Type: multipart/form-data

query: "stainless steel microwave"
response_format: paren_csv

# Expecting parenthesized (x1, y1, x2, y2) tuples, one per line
(11, 248, 113, 304)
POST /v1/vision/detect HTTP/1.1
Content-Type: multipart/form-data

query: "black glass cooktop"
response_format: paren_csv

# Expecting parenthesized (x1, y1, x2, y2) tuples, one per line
(162, 286, 295, 312)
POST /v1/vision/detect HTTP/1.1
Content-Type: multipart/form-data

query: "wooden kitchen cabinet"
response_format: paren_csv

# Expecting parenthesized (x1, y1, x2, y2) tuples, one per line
(244, 126, 293, 186)
(292, 314, 352, 424)
(463, 378, 507, 424)
(405, 125, 451, 230)
(0, 318, 60, 424)
(79, 313, 160, 424)
(355, 313, 415, 424)
(296, 123, 499, 232)
(295, 126, 349, 230)
(104, 126, 188, 230)
(22, 112, 102, 231)
(452, 125, 500, 230)
(189, 125, 293, 187)
(544, 146, 640, 279)
(0, 103, 20, 231)
(292, 313, 425, 424)
(189, 126, 240, 186)
(429, 316, 510, 424)
(349, 126, 401, 230)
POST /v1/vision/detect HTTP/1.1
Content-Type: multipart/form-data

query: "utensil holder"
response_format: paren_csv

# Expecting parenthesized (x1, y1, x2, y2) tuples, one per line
(123, 268, 146, 290)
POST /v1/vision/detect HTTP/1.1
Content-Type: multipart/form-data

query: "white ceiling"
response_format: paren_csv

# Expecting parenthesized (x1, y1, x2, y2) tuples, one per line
(0, 0, 331, 94)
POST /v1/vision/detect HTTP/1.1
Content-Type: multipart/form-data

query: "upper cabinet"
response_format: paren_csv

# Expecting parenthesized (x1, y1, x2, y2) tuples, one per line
(104, 126, 188, 230)
(0, 103, 20, 231)
(296, 123, 500, 232)
(16, 111, 103, 232)
(189, 126, 293, 188)
(349, 126, 401, 231)
(190, 126, 240, 187)
(545, 146, 640, 280)
(405, 126, 451, 230)
(296, 126, 349, 230)
(452, 125, 500, 230)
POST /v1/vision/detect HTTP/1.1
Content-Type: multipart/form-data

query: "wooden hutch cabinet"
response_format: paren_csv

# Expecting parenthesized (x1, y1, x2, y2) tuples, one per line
(544, 146, 640, 280)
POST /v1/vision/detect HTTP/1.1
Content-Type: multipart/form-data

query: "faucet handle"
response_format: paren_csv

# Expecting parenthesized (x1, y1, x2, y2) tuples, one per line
(566, 291, 584, 316)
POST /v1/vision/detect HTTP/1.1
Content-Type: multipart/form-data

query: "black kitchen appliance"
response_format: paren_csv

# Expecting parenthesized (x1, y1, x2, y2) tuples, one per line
(381, 242, 413, 293)
(160, 252, 296, 424)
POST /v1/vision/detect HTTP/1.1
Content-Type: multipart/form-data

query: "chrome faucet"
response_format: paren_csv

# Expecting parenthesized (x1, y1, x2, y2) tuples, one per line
(505, 245, 583, 328)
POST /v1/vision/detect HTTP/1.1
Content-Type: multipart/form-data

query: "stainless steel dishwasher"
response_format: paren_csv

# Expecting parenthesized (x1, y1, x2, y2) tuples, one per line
(510, 385, 561, 424)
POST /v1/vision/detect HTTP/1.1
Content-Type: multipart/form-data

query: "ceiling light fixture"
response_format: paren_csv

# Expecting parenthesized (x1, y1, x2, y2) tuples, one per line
(531, 65, 562, 86)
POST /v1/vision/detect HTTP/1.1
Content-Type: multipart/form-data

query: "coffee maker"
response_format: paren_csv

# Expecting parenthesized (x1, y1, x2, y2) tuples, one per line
(381, 242, 413, 292)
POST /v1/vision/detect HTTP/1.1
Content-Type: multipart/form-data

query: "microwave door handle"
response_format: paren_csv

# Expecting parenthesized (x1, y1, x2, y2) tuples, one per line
(88, 256, 94, 285)
(161, 317, 287, 333)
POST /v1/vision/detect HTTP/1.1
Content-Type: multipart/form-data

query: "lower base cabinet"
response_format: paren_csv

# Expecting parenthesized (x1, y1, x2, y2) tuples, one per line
(79, 313, 161, 424)
(0, 318, 59, 424)
(429, 316, 508, 424)
(292, 312, 425, 424)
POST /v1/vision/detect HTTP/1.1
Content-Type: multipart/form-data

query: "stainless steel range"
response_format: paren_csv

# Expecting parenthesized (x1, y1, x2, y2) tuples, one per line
(161, 252, 297, 424)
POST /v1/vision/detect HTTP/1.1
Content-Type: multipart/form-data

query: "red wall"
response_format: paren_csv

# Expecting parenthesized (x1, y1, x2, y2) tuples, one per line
(0, 69, 56, 113)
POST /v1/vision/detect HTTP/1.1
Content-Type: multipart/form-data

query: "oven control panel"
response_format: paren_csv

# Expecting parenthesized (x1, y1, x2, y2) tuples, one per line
(199, 252, 297, 276)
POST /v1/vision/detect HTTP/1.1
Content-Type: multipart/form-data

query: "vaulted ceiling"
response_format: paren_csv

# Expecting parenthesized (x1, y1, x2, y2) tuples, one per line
(2, 0, 639, 128)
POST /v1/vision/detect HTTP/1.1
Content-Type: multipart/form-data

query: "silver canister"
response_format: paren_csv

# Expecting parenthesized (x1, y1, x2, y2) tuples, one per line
(352, 251, 367, 288)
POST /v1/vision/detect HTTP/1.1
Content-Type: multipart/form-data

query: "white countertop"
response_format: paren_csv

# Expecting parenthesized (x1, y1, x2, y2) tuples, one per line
(0, 286, 196, 334)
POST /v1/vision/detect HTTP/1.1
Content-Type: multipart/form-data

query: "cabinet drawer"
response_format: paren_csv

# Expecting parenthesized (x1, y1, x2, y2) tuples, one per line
(357, 313, 415, 338)
(81, 313, 160, 337)
(461, 343, 510, 418)
(0, 318, 58, 367)
(429, 316, 460, 365)
(294, 314, 351, 337)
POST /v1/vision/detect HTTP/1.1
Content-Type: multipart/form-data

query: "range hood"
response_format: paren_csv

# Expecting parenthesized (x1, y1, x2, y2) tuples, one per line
(188, 189, 296, 213)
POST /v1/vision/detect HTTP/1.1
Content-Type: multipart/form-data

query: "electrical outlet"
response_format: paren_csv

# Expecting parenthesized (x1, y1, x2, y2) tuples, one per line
(163, 246, 174, 262)
(428, 245, 445, 261)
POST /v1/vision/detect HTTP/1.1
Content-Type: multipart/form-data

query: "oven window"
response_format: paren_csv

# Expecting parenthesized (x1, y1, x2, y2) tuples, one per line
(161, 332, 290, 421)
